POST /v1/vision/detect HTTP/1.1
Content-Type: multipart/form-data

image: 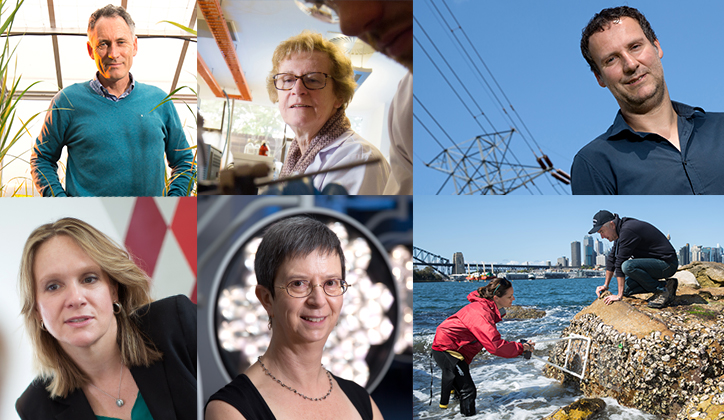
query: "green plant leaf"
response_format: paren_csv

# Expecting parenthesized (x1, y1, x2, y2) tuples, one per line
(157, 20, 197, 36)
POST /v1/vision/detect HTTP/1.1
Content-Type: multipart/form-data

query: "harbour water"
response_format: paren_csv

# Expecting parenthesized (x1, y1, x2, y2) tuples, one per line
(413, 278, 661, 419)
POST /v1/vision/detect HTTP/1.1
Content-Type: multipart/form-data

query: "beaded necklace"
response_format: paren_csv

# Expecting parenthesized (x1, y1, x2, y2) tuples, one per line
(258, 356, 333, 401)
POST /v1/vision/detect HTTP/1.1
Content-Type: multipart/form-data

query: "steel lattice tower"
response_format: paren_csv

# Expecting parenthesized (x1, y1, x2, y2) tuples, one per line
(425, 129, 570, 195)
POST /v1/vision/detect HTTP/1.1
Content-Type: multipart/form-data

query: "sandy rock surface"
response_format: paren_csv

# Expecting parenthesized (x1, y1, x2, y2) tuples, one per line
(542, 273, 724, 419)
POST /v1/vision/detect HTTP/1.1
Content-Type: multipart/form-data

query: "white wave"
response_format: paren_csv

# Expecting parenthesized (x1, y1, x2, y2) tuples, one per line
(415, 350, 658, 420)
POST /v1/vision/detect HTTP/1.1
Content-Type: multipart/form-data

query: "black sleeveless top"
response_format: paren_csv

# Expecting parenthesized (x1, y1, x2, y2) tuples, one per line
(207, 373, 373, 420)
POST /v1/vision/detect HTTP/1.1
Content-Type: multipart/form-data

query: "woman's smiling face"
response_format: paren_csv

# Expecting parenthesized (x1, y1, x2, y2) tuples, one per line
(262, 249, 344, 346)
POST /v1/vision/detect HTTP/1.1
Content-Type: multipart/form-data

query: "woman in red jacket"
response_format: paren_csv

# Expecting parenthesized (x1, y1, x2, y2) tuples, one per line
(431, 278, 535, 416)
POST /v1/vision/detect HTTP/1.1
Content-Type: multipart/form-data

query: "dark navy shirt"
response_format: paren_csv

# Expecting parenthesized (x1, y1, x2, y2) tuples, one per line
(571, 101, 724, 194)
(604, 217, 678, 278)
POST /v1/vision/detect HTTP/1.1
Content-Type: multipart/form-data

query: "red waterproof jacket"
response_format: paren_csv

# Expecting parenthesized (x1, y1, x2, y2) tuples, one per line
(431, 290, 524, 364)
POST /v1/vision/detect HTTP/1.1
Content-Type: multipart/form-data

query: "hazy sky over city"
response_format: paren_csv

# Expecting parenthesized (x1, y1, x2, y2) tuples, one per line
(413, 196, 724, 265)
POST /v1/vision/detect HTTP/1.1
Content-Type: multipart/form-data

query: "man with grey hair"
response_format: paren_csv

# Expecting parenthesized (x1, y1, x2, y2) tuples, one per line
(589, 210, 678, 308)
(30, 4, 193, 197)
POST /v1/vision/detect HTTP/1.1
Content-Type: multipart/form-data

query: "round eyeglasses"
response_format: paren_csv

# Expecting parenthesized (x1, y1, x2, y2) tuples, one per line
(277, 279, 348, 298)
(273, 73, 331, 91)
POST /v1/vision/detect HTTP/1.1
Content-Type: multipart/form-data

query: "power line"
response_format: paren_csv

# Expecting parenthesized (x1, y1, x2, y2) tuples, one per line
(439, 0, 545, 155)
(414, 19, 544, 193)
(413, 17, 497, 133)
(414, 0, 571, 194)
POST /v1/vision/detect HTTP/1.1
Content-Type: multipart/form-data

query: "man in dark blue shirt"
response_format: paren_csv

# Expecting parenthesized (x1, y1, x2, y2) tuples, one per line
(571, 6, 724, 195)
(589, 210, 678, 309)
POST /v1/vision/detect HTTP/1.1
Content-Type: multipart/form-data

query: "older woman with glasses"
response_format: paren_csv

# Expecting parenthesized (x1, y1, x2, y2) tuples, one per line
(269, 31, 389, 194)
(206, 216, 383, 420)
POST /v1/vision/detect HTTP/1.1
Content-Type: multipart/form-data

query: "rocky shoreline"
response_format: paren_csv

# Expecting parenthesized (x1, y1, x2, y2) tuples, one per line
(542, 263, 724, 419)
(504, 305, 546, 320)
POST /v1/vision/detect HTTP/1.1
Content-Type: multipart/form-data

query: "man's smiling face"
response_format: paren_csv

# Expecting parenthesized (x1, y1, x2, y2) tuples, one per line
(589, 16, 666, 114)
(87, 15, 137, 85)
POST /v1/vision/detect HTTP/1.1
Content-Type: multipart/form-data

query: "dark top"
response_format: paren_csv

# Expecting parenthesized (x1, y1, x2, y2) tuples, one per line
(605, 217, 678, 278)
(571, 101, 724, 195)
(207, 373, 373, 420)
(16, 295, 197, 420)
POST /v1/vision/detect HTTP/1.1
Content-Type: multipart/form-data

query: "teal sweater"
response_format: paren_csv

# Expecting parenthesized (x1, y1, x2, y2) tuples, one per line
(31, 82, 194, 196)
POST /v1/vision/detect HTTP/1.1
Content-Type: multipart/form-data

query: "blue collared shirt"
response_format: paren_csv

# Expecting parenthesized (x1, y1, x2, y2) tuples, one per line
(89, 72, 135, 101)
(571, 101, 724, 194)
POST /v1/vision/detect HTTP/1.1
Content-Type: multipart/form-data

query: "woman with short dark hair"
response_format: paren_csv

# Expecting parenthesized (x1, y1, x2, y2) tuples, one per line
(206, 216, 383, 420)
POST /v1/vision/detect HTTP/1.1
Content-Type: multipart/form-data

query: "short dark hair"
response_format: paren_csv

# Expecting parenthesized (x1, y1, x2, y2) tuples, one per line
(88, 4, 136, 37)
(581, 6, 658, 76)
(254, 216, 345, 298)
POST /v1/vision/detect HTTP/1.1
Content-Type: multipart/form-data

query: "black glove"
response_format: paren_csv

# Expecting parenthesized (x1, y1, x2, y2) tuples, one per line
(519, 339, 531, 360)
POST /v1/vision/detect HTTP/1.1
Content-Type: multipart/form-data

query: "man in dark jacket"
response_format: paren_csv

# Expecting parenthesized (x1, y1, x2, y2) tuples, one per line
(589, 210, 678, 308)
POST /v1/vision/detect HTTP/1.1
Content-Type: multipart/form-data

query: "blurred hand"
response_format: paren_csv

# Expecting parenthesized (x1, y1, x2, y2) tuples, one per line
(603, 294, 622, 305)
(523, 342, 535, 352)
(596, 285, 608, 298)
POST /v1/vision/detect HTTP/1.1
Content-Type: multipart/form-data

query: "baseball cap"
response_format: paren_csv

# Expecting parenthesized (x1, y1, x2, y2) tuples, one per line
(588, 210, 615, 234)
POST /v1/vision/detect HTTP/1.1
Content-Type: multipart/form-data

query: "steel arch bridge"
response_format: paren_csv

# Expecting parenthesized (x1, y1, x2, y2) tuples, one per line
(413, 246, 452, 277)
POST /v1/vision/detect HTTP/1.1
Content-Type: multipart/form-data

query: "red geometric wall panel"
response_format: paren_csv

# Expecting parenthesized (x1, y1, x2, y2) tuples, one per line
(124, 197, 167, 278)
(171, 197, 198, 303)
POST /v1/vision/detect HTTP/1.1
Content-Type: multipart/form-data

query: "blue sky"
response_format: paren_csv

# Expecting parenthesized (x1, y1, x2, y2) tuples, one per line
(413, 196, 724, 264)
(412, 0, 724, 194)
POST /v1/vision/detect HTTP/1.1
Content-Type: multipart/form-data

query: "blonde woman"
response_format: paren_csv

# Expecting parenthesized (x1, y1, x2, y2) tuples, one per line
(270, 31, 390, 194)
(16, 217, 196, 420)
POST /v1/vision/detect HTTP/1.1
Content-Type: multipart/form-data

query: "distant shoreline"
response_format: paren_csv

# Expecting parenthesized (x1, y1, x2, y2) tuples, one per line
(414, 277, 606, 283)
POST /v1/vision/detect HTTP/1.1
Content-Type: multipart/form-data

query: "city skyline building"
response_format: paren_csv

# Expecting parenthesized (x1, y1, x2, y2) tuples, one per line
(596, 253, 606, 266)
(711, 244, 724, 262)
(571, 241, 581, 267)
(702, 247, 712, 262)
(452, 252, 465, 274)
(439, 238, 721, 268)
(583, 235, 594, 267)
(679, 243, 690, 266)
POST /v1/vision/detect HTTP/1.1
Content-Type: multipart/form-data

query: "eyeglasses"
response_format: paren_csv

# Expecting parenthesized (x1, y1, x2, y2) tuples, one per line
(94, 40, 132, 55)
(273, 72, 332, 91)
(296, 0, 339, 23)
(277, 279, 348, 298)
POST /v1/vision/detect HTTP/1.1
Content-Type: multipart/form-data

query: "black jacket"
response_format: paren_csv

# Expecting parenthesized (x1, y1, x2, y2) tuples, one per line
(16, 295, 197, 420)
(605, 217, 678, 278)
